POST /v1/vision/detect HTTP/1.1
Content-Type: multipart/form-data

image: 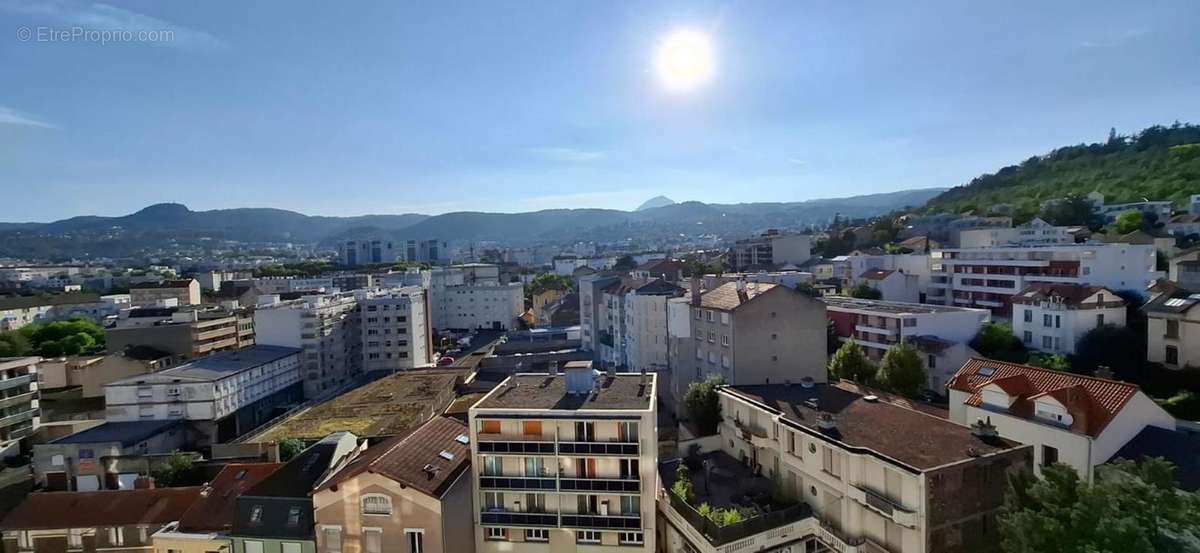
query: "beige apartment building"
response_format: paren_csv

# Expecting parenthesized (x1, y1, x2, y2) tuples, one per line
(469, 364, 657, 553)
(658, 382, 1032, 553)
(129, 279, 202, 307)
(1143, 283, 1200, 369)
(106, 307, 255, 359)
(152, 463, 282, 553)
(312, 416, 475, 553)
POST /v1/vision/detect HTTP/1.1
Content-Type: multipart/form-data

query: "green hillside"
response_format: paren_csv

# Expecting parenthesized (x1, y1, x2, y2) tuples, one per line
(924, 123, 1200, 221)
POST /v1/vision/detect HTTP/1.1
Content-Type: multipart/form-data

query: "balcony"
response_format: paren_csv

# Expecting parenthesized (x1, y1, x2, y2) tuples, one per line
(479, 475, 557, 492)
(0, 408, 36, 429)
(733, 420, 772, 450)
(477, 438, 556, 456)
(850, 485, 917, 528)
(559, 477, 640, 494)
(0, 374, 32, 392)
(479, 511, 559, 527)
(598, 330, 614, 347)
(0, 392, 35, 411)
(560, 512, 642, 530)
(558, 440, 639, 457)
(855, 325, 896, 336)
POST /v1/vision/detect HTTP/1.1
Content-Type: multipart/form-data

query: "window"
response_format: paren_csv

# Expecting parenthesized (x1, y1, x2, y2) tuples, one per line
(524, 457, 546, 477)
(620, 495, 638, 514)
(577, 530, 602, 544)
(245, 541, 264, 553)
(575, 421, 595, 441)
(694, 309, 701, 320)
(903, 318, 917, 327)
(322, 527, 342, 553)
(107, 528, 124, 546)
(1096, 313, 1104, 326)
(1023, 331, 1032, 344)
(1042, 336, 1052, 349)
(722, 335, 730, 346)
(1024, 309, 1033, 323)
(483, 492, 502, 510)
(249, 505, 263, 524)
(1042, 445, 1059, 467)
(282, 544, 302, 553)
(481, 420, 501, 434)
(68, 529, 83, 549)
(1166, 345, 1179, 365)
(720, 312, 729, 325)
(1043, 314, 1052, 327)
(619, 532, 644, 545)
(362, 494, 393, 515)
(405, 530, 424, 553)
(1055, 315, 1061, 328)
(483, 456, 501, 476)
(524, 493, 547, 512)
(1167, 319, 1180, 339)
(485, 528, 507, 541)
(526, 529, 549, 542)
(618, 421, 638, 442)
(707, 330, 715, 343)
(822, 447, 841, 479)
(619, 458, 639, 479)
(287, 506, 302, 526)
(522, 420, 542, 438)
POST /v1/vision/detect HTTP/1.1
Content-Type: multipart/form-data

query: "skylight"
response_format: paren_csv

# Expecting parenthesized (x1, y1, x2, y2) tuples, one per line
(1166, 298, 1190, 307)
(455, 434, 469, 444)
(979, 366, 997, 377)
(438, 450, 454, 461)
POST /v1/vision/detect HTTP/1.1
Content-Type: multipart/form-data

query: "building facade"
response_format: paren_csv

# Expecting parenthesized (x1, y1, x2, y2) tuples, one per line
(32, 419, 189, 491)
(358, 287, 432, 372)
(731, 230, 812, 271)
(0, 356, 40, 456)
(107, 307, 255, 359)
(254, 293, 362, 399)
(469, 367, 658, 553)
(1009, 284, 1126, 356)
(129, 280, 202, 307)
(1143, 284, 1200, 369)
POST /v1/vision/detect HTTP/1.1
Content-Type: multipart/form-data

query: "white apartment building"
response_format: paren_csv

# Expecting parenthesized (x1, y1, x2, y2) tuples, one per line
(957, 218, 1077, 249)
(1143, 284, 1200, 369)
(589, 278, 683, 371)
(658, 382, 1031, 553)
(425, 264, 524, 331)
(358, 287, 433, 372)
(731, 230, 812, 271)
(858, 269, 920, 303)
(824, 297, 990, 391)
(928, 243, 1161, 315)
(254, 292, 362, 398)
(1009, 284, 1126, 355)
(469, 365, 657, 553)
(0, 294, 119, 332)
(129, 279, 201, 307)
(947, 358, 1175, 483)
(104, 345, 302, 444)
(0, 357, 39, 458)
(841, 252, 932, 301)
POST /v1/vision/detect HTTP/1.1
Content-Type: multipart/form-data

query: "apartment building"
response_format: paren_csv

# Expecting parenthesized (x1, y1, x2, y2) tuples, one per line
(0, 356, 39, 456)
(858, 269, 920, 303)
(665, 280, 827, 415)
(1143, 284, 1200, 369)
(824, 297, 990, 391)
(947, 358, 1175, 482)
(469, 366, 657, 553)
(838, 252, 931, 301)
(588, 278, 683, 371)
(129, 279, 201, 307)
(0, 293, 115, 331)
(957, 218, 1078, 249)
(254, 292, 362, 398)
(107, 306, 255, 359)
(578, 274, 617, 353)
(339, 239, 402, 267)
(32, 419, 188, 491)
(1009, 284, 1126, 355)
(230, 432, 361, 553)
(0, 487, 203, 553)
(1168, 248, 1200, 289)
(1094, 200, 1173, 224)
(928, 243, 1160, 315)
(731, 230, 812, 271)
(152, 463, 283, 553)
(406, 239, 448, 264)
(358, 287, 433, 372)
(658, 382, 1031, 553)
(104, 345, 303, 444)
(313, 417, 475, 553)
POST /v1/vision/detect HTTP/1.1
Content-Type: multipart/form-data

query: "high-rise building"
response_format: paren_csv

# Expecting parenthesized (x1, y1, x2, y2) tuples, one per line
(469, 364, 657, 552)
(358, 288, 433, 372)
(0, 356, 39, 456)
(730, 230, 812, 271)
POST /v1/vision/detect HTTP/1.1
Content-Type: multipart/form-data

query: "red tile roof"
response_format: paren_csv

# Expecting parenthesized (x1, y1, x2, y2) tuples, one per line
(320, 416, 470, 499)
(178, 463, 282, 532)
(947, 358, 1141, 437)
(0, 487, 203, 530)
(1009, 283, 1122, 308)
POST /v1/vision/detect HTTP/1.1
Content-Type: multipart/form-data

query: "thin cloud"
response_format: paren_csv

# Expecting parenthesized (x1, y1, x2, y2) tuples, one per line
(0, 0, 227, 50)
(0, 106, 55, 129)
(787, 157, 806, 166)
(526, 147, 605, 163)
(1078, 28, 1148, 49)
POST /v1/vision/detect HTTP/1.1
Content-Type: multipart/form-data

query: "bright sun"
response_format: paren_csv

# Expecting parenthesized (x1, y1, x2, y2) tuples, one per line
(655, 29, 715, 93)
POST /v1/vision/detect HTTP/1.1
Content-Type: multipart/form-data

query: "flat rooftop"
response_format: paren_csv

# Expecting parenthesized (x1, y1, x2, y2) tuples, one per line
(475, 373, 654, 411)
(252, 369, 462, 442)
(725, 383, 1019, 470)
(52, 420, 183, 447)
(823, 296, 987, 315)
(109, 345, 301, 384)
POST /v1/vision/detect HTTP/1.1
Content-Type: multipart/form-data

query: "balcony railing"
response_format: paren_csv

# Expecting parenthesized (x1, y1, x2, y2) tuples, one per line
(560, 512, 642, 530)
(479, 476, 557, 492)
(0, 392, 35, 411)
(665, 489, 812, 546)
(559, 477, 640, 494)
(0, 408, 36, 429)
(0, 375, 32, 392)
(479, 511, 559, 527)
(558, 441, 638, 456)
(477, 439, 557, 455)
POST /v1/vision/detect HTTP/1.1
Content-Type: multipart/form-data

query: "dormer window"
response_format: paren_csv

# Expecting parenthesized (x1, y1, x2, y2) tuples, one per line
(981, 388, 1011, 410)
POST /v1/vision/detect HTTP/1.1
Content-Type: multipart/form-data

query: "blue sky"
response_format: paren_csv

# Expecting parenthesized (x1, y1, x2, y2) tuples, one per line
(1, 1, 1198, 222)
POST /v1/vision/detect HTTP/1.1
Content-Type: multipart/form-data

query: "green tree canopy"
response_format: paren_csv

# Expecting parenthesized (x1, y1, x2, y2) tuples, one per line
(1039, 194, 1103, 229)
(971, 323, 1027, 363)
(875, 340, 928, 397)
(1113, 210, 1146, 234)
(847, 283, 882, 300)
(684, 376, 724, 436)
(1000, 459, 1200, 553)
(0, 318, 106, 358)
(829, 338, 876, 383)
(1073, 325, 1145, 378)
(1027, 353, 1071, 372)
(153, 451, 199, 487)
(613, 255, 637, 271)
(527, 273, 574, 296)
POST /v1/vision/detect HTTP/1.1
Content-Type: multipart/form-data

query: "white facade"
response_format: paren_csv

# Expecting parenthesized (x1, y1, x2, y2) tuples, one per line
(0, 357, 40, 455)
(359, 287, 432, 371)
(254, 292, 361, 398)
(621, 293, 671, 372)
(1011, 289, 1126, 355)
(957, 218, 1076, 248)
(433, 283, 524, 331)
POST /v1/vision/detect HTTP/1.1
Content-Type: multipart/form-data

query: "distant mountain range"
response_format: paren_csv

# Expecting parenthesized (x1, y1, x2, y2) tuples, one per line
(636, 196, 676, 211)
(0, 188, 947, 260)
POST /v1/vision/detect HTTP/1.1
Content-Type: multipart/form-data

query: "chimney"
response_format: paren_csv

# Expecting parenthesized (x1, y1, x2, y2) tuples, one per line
(564, 361, 595, 395)
(1095, 366, 1114, 380)
(816, 412, 837, 432)
(971, 417, 999, 439)
(690, 278, 701, 306)
(736, 278, 749, 303)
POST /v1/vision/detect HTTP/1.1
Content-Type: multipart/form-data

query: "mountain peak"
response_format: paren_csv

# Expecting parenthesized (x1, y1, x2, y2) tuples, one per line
(132, 203, 192, 217)
(636, 196, 676, 211)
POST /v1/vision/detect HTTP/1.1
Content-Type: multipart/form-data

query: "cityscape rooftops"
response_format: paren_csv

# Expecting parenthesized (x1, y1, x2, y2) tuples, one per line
(0, 487, 203, 531)
(176, 463, 282, 532)
(242, 432, 354, 498)
(859, 268, 896, 281)
(0, 293, 102, 310)
(724, 382, 1019, 471)
(1009, 283, 1123, 307)
(130, 279, 197, 289)
(1142, 285, 1200, 315)
(107, 345, 300, 385)
(51, 419, 185, 447)
(473, 370, 655, 411)
(823, 296, 988, 315)
(698, 281, 779, 311)
(320, 416, 470, 498)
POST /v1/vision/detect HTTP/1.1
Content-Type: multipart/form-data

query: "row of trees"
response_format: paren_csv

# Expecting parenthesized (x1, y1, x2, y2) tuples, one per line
(0, 318, 106, 358)
(828, 339, 929, 397)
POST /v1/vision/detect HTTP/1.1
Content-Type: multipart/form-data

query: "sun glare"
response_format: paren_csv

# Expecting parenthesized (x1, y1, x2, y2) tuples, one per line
(655, 29, 715, 93)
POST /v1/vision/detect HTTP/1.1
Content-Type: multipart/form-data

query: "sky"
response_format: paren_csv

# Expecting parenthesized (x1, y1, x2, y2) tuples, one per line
(1, 1, 1199, 222)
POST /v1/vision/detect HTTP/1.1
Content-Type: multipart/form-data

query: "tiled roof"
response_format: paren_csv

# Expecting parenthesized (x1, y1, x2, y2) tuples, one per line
(178, 463, 282, 532)
(320, 417, 470, 499)
(698, 281, 778, 311)
(947, 358, 1141, 437)
(1009, 283, 1121, 307)
(1142, 285, 1200, 315)
(0, 487, 203, 530)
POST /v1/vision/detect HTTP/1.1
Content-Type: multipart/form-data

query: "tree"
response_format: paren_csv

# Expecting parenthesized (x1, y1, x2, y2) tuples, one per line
(278, 438, 305, 462)
(1028, 353, 1071, 372)
(971, 323, 1027, 363)
(671, 463, 694, 502)
(527, 273, 573, 297)
(847, 283, 882, 300)
(875, 341, 928, 397)
(1073, 324, 1146, 378)
(684, 376, 724, 436)
(0, 332, 31, 357)
(999, 460, 1200, 553)
(1113, 210, 1145, 234)
(829, 339, 876, 383)
(1039, 194, 1103, 229)
(613, 255, 637, 271)
(152, 451, 198, 487)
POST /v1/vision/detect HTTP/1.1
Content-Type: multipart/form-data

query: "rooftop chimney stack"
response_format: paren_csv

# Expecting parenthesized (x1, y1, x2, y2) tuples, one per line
(970, 417, 999, 439)
(690, 277, 702, 307)
(563, 360, 595, 395)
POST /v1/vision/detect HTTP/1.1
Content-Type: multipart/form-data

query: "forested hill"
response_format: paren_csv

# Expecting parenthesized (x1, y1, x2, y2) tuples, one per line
(924, 123, 1200, 220)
